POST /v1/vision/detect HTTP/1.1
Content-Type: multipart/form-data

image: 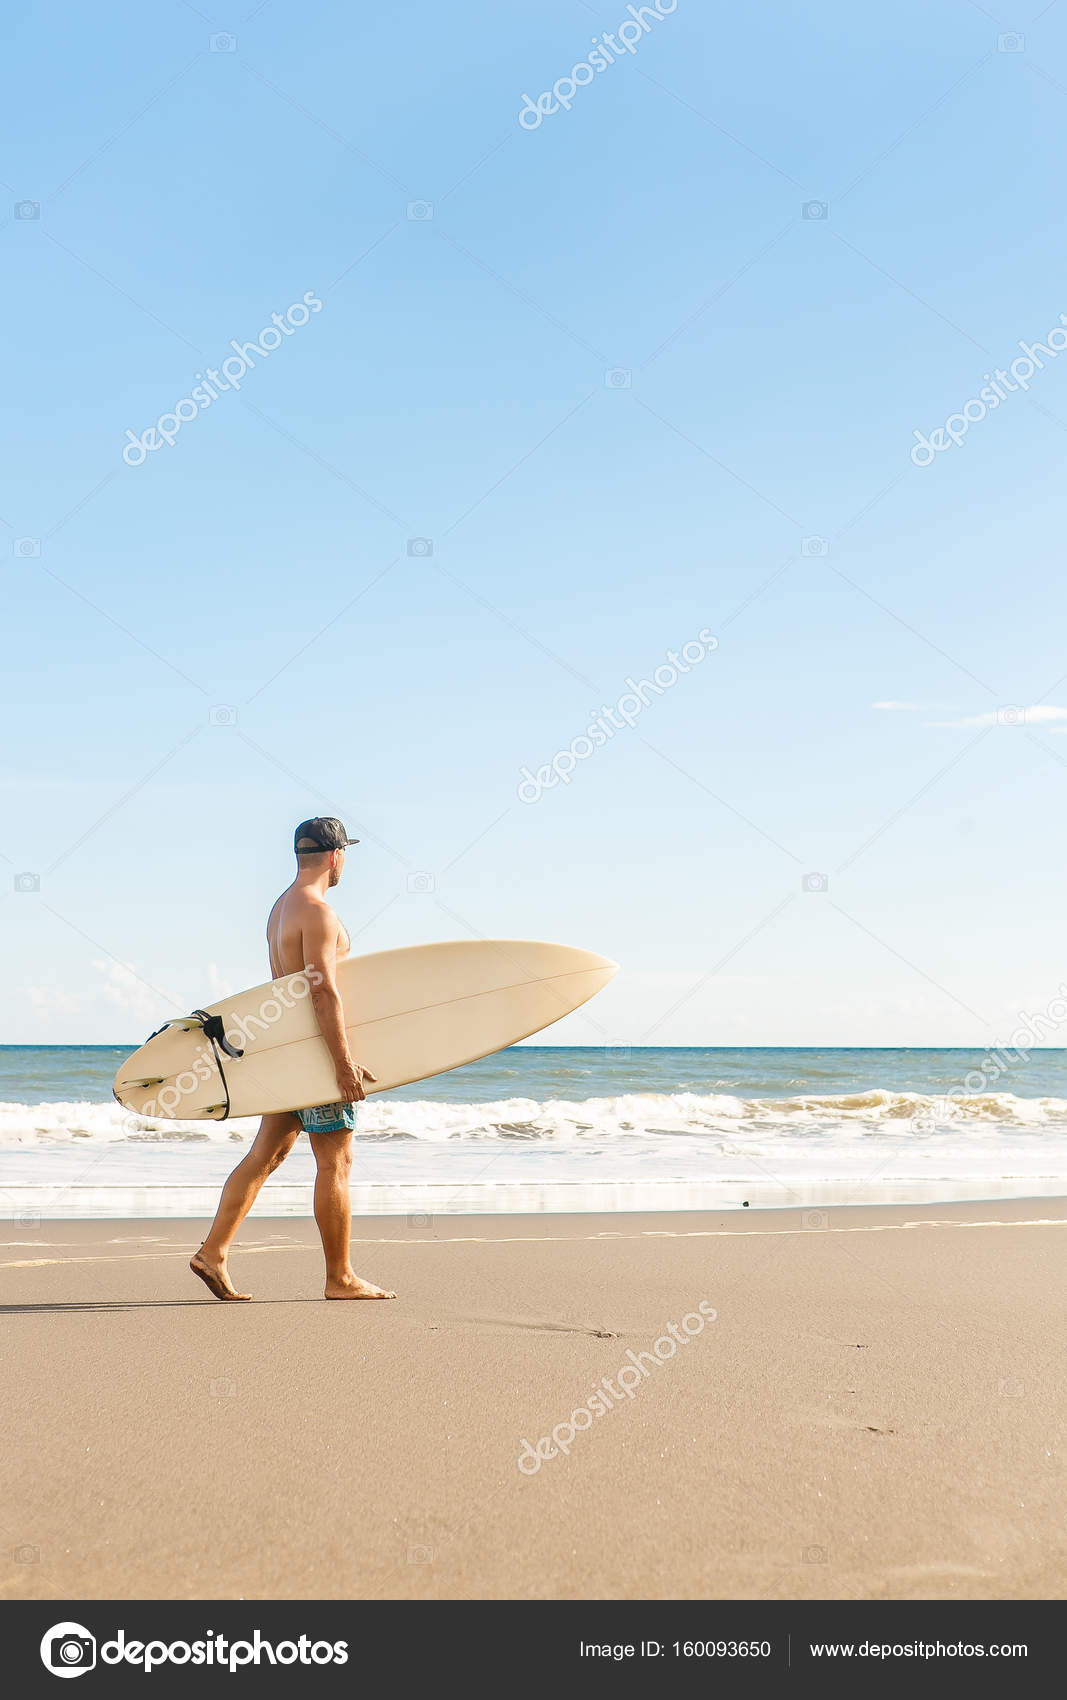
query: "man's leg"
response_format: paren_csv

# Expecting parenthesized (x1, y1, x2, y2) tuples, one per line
(190, 1112, 301, 1300)
(308, 1129, 396, 1300)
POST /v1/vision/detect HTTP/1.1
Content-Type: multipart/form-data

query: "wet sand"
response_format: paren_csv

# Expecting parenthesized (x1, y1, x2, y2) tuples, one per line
(3, 1200, 1066, 1599)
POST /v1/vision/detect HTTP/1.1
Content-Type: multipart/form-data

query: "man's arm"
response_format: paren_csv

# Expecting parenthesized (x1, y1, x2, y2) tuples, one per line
(303, 908, 377, 1103)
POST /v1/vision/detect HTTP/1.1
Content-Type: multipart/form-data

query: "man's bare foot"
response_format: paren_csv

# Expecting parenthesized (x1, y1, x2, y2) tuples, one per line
(190, 1247, 252, 1301)
(324, 1272, 397, 1300)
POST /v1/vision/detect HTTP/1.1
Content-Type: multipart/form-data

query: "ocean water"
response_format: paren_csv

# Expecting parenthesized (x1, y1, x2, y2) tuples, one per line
(4, 1045, 1067, 1218)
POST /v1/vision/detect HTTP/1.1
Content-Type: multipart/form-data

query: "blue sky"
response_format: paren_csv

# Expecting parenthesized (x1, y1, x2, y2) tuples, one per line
(4, 0, 1067, 1046)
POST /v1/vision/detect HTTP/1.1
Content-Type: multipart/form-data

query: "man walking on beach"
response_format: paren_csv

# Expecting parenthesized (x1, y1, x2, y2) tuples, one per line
(190, 817, 396, 1303)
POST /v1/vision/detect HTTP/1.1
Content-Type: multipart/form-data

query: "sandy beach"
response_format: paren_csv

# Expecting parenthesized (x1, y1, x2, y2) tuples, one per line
(4, 1200, 1066, 1601)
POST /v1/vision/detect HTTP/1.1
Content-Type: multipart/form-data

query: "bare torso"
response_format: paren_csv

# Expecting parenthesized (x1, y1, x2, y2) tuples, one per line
(266, 886, 351, 978)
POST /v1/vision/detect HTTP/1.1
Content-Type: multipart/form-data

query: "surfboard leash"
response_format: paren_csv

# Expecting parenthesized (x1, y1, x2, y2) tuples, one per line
(189, 1010, 244, 1119)
(140, 1011, 245, 1120)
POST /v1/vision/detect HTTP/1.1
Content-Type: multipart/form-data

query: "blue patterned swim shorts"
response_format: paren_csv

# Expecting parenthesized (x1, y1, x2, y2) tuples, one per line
(298, 1101, 357, 1134)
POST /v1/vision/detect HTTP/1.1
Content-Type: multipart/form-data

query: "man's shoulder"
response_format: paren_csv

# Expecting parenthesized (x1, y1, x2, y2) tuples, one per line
(298, 893, 341, 929)
(268, 889, 338, 927)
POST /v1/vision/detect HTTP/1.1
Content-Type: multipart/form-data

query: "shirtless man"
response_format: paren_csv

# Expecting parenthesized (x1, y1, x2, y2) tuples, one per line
(190, 817, 396, 1302)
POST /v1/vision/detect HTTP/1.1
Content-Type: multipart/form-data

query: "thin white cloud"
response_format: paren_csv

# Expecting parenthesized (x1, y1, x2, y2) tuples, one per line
(925, 705, 1067, 729)
(26, 986, 84, 1018)
(91, 959, 173, 1026)
(873, 700, 959, 712)
(207, 962, 234, 1001)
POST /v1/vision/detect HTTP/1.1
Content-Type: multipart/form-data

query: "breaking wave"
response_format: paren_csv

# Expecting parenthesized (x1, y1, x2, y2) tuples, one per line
(4, 1088, 1067, 1147)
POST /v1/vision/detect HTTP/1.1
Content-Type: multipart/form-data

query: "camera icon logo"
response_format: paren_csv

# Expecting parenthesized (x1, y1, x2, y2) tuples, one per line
(14, 538, 41, 557)
(606, 1044, 632, 1061)
(15, 872, 40, 893)
(407, 1212, 433, 1229)
(15, 200, 40, 220)
(407, 200, 434, 220)
(997, 32, 1025, 52)
(802, 1545, 828, 1563)
(209, 1377, 236, 1397)
(803, 1209, 828, 1230)
(17, 1208, 42, 1225)
(209, 705, 237, 727)
(407, 537, 434, 557)
(604, 368, 631, 388)
(40, 1622, 96, 1678)
(406, 871, 436, 894)
(802, 200, 828, 220)
(998, 1377, 1024, 1398)
(801, 535, 829, 557)
(15, 1543, 40, 1563)
(408, 1545, 435, 1563)
(210, 32, 237, 51)
(802, 871, 828, 894)
(996, 704, 1024, 727)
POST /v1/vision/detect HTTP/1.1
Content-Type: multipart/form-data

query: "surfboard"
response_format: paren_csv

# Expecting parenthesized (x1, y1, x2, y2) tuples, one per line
(112, 938, 617, 1121)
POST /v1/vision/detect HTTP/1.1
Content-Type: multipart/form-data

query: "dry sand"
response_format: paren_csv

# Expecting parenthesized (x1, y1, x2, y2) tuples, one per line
(3, 1200, 1066, 1600)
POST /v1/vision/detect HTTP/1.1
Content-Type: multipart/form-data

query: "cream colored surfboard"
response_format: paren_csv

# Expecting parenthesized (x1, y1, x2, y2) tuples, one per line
(113, 939, 617, 1121)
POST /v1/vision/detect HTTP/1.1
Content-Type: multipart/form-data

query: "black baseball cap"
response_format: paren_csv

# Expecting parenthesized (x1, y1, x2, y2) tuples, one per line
(294, 816, 359, 854)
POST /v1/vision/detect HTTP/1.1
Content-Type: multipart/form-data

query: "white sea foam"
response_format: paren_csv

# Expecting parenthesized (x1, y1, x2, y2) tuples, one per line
(0, 1100, 258, 1145)
(6, 1087, 1067, 1216)
(3, 1089, 1067, 1148)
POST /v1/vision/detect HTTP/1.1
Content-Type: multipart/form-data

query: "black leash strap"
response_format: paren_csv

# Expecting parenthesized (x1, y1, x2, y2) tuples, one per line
(141, 1011, 245, 1120)
(189, 1010, 244, 1120)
